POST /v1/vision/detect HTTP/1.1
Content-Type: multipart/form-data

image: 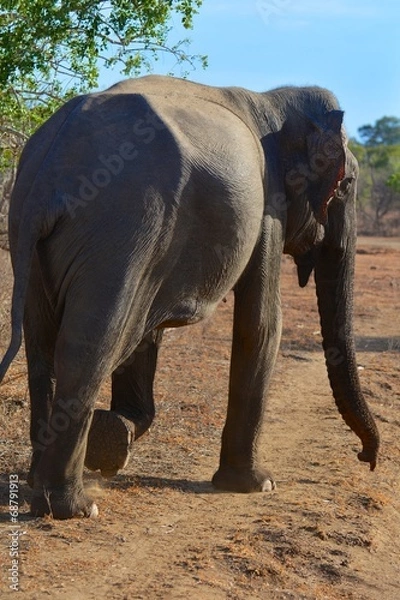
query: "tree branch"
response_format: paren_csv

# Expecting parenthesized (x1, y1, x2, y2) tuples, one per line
(0, 126, 29, 142)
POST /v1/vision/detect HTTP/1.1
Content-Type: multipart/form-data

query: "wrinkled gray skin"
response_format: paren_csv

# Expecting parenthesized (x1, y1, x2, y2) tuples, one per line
(0, 76, 379, 519)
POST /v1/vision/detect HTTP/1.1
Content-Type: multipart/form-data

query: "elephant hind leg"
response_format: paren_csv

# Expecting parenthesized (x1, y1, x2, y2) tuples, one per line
(85, 410, 134, 478)
(84, 330, 163, 478)
(31, 346, 107, 519)
(24, 256, 58, 488)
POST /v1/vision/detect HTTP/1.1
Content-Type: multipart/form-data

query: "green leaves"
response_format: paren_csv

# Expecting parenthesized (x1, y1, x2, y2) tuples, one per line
(386, 172, 400, 194)
(358, 116, 400, 147)
(0, 0, 204, 90)
(0, 0, 205, 140)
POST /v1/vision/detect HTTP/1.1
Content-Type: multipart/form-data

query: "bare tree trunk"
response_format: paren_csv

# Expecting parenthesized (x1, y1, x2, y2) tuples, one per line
(0, 127, 27, 251)
(0, 166, 17, 251)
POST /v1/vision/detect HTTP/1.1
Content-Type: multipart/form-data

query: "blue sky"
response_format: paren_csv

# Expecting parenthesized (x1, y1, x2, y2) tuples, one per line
(101, 0, 399, 140)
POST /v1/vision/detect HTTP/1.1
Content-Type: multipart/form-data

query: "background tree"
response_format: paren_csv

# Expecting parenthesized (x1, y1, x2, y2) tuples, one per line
(358, 116, 400, 147)
(350, 116, 400, 235)
(0, 0, 205, 248)
(387, 172, 400, 194)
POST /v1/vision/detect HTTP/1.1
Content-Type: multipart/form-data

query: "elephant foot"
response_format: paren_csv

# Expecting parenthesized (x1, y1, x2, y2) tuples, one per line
(85, 409, 135, 478)
(212, 465, 276, 493)
(31, 486, 98, 520)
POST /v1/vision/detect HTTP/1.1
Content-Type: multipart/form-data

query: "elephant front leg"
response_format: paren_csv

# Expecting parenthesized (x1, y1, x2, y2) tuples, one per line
(212, 229, 283, 493)
(85, 330, 163, 478)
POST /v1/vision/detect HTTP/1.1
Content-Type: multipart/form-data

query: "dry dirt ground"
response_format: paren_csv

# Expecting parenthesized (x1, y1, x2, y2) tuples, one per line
(0, 237, 399, 600)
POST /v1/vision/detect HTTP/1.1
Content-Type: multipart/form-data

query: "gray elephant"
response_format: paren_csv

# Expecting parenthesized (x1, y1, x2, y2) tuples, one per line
(0, 75, 379, 519)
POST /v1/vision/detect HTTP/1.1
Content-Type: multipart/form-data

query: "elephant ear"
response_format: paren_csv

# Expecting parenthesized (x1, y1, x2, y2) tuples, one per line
(306, 109, 347, 224)
(322, 109, 345, 134)
(306, 108, 344, 138)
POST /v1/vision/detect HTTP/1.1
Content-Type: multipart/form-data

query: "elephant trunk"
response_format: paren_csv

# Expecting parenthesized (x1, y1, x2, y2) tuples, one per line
(314, 190, 379, 471)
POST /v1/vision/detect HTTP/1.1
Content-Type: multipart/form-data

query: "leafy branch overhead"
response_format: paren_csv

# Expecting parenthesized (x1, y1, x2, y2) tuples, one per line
(0, 1, 206, 89)
(0, 0, 206, 137)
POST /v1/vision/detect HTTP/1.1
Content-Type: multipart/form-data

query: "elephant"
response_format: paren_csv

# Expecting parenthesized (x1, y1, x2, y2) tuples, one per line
(0, 75, 379, 519)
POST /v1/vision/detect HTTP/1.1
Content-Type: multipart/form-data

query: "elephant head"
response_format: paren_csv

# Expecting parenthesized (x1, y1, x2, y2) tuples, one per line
(276, 108, 379, 470)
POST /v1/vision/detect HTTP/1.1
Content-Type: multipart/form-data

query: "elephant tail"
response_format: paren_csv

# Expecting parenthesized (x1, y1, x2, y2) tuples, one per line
(0, 94, 88, 385)
(0, 208, 43, 384)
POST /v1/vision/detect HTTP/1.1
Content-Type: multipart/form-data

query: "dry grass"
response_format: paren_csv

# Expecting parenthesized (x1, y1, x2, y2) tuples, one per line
(0, 238, 399, 599)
